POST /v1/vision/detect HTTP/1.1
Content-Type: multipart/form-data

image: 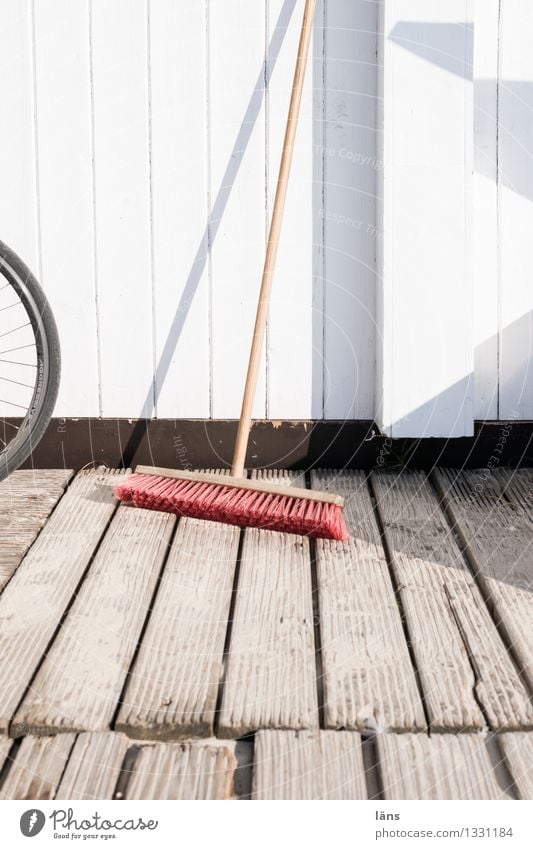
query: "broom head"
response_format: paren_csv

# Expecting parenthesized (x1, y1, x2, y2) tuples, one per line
(114, 466, 349, 541)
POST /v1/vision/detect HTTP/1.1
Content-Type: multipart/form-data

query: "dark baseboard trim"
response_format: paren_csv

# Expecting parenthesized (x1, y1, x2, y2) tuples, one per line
(14, 417, 533, 471)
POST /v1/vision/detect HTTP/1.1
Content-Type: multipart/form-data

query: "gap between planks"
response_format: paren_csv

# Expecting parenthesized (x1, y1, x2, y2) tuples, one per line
(252, 729, 367, 800)
(116, 498, 241, 739)
(0, 729, 532, 800)
(0, 469, 72, 593)
(311, 470, 426, 732)
(217, 470, 319, 737)
(0, 469, 122, 735)
(12, 503, 176, 736)
(433, 468, 533, 697)
(373, 470, 532, 731)
(377, 733, 517, 800)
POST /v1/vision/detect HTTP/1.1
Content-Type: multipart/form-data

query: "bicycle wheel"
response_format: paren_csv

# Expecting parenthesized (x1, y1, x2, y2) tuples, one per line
(0, 240, 61, 481)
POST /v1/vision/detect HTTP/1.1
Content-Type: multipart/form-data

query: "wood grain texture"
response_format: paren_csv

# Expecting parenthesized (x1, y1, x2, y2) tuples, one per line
(0, 734, 75, 800)
(13, 504, 175, 736)
(378, 733, 514, 800)
(500, 732, 533, 800)
(218, 471, 319, 737)
(0, 470, 72, 592)
(0, 469, 121, 734)
(434, 468, 533, 693)
(373, 471, 533, 731)
(496, 468, 533, 514)
(253, 730, 367, 799)
(312, 470, 425, 731)
(125, 741, 237, 800)
(56, 732, 130, 800)
(0, 736, 12, 773)
(116, 514, 240, 739)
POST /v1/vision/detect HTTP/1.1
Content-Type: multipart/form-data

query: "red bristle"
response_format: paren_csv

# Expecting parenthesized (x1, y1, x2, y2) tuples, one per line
(114, 475, 350, 541)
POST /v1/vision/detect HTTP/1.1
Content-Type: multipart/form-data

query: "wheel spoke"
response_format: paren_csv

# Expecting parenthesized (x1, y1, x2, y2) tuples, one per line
(0, 344, 36, 355)
(0, 375, 35, 389)
(0, 322, 31, 340)
(0, 398, 28, 410)
(0, 252, 58, 473)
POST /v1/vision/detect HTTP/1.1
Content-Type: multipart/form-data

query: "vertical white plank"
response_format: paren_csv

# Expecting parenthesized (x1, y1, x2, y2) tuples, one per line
(33, 0, 99, 416)
(0, 1, 38, 421)
(312, 0, 326, 420)
(91, 0, 153, 416)
(473, 0, 499, 419)
(150, 0, 210, 418)
(376, 1, 474, 437)
(266, 0, 318, 418)
(209, 0, 266, 418)
(323, 0, 378, 419)
(498, 0, 533, 419)
(0, 1, 38, 270)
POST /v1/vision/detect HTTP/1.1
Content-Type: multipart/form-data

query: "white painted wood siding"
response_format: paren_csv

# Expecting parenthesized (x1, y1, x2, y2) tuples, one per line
(376, 1, 474, 438)
(498, 0, 533, 419)
(0, 0, 531, 428)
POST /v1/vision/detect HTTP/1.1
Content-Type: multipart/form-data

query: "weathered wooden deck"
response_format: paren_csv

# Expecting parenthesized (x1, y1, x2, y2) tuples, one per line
(0, 467, 531, 800)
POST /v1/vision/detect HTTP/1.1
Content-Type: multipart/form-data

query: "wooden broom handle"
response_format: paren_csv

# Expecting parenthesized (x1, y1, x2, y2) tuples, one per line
(231, 0, 317, 477)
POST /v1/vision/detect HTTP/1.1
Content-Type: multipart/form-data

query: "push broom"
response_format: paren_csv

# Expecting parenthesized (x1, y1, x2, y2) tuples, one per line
(115, 0, 348, 541)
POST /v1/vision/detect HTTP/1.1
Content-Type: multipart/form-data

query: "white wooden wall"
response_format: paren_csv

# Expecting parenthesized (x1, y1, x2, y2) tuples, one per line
(377, 1, 474, 438)
(472, 0, 533, 422)
(0, 0, 532, 427)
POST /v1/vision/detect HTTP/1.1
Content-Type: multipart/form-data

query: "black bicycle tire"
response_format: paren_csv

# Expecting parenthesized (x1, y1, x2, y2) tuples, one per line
(0, 240, 61, 480)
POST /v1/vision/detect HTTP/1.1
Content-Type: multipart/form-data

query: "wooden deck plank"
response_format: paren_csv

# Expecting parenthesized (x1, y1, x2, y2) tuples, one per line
(0, 737, 12, 772)
(252, 730, 367, 800)
(0, 469, 122, 734)
(0, 469, 72, 591)
(116, 512, 240, 739)
(499, 732, 533, 800)
(311, 470, 425, 732)
(378, 733, 514, 800)
(496, 468, 533, 513)
(56, 732, 130, 800)
(218, 471, 319, 737)
(0, 734, 76, 800)
(125, 741, 237, 800)
(433, 469, 533, 694)
(373, 471, 533, 731)
(13, 504, 175, 736)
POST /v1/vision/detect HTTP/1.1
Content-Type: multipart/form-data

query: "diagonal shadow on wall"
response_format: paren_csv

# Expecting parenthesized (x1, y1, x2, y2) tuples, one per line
(385, 20, 533, 429)
(119, 0, 299, 466)
(390, 21, 533, 202)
